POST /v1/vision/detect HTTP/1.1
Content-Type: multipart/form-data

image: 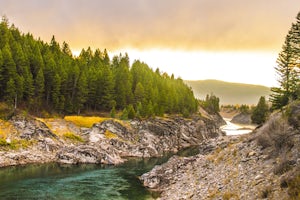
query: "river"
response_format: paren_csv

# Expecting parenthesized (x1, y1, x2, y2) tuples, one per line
(221, 118, 256, 135)
(0, 146, 199, 200)
(0, 120, 252, 199)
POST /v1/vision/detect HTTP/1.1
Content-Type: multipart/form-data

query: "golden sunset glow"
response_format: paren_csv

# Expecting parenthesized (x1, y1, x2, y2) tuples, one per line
(1, 0, 299, 86)
(110, 49, 278, 86)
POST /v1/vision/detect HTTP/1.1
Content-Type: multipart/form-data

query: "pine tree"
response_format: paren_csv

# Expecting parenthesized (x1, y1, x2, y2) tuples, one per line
(100, 64, 114, 110)
(23, 67, 34, 101)
(62, 41, 73, 57)
(14, 74, 24, 106)
(110, 100, 116, 118)
(10, 40, 27, 103)
(127, 104, 136, 119)
(270, 32, 295, 109)
(50, 35, 60, 55)
(134, 82, 145, 105)
(1, 45, 17, 100)
(83, 69, 98, 110)
(113, 54, 133, 109)
(146, 101, 154, 117)
(270, 12, 300, 109)
(34, 69, 45, 109)
(103, 49, 110, 66)
(120, 107, 128, 120)
(0, 16, 10, 49)
(291, 12, 300, 98)
(52, 73, 61, 110)
(10, 41, 27, 74)
(43, 49, 56, 105)
(30, 42, 44, 78)
(74, 73, 88, 114)
(5, 78, 16, 107)
(135, 102, 143, 119)
(251, 96, 269, 125)
(0, 49, 3, 97)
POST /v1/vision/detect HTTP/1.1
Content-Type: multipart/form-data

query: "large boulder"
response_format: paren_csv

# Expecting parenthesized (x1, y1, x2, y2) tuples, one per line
(231, 113, 252, 124)
(140, 155, 196, 190)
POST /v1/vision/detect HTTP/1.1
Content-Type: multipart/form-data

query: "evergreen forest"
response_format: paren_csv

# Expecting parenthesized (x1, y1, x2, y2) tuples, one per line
(0, 17, 198, 118)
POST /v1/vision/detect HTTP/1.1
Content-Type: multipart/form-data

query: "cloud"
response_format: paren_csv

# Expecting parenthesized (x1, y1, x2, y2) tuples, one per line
(0, 0, 298, 51)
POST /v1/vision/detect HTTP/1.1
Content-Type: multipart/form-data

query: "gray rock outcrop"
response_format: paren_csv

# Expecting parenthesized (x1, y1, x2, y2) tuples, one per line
(231, 112, 252, 124)
(140, 103, 300, 200)
(0, 115, 223, 167)
(140, 136, 284, 200)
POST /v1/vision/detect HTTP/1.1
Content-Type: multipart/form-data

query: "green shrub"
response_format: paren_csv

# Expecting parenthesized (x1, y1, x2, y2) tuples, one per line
(0, 138, 9, 146)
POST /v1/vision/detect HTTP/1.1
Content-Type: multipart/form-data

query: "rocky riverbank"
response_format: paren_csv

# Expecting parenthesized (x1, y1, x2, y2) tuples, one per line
(0, 115, 223, 167)
(141, 136, 271, 199)
(140, 103, 300, 200)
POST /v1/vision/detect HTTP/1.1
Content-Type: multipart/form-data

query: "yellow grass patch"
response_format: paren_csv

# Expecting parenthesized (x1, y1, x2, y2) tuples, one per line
(104, 130, 118, 139)
(64, 116, 109, 128)
(0, 119, 16, 138)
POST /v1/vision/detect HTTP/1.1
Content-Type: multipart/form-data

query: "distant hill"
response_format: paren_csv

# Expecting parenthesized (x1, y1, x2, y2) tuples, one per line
(185, 79, 271, 105)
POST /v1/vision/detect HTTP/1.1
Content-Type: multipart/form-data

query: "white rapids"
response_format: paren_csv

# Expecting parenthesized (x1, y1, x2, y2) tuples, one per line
(221, 118, 256, 136)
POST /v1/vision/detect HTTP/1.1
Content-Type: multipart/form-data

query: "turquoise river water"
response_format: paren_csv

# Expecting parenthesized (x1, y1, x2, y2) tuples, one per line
(0, 147, 199, 200)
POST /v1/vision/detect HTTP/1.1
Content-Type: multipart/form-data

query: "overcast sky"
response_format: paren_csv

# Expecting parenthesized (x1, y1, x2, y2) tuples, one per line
(0, 0, 299, 86)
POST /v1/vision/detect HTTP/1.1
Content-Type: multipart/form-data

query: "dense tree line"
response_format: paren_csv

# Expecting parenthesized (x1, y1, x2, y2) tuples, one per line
(270, 11, 300, 110)
(0, 17, 198, 117)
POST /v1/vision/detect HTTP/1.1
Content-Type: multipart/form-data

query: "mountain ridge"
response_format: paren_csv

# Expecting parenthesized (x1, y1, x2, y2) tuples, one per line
(185, 79, 271, 105)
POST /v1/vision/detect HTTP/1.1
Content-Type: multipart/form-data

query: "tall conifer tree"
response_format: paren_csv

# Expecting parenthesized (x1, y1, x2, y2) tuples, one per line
(271, 12, 300, 109)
